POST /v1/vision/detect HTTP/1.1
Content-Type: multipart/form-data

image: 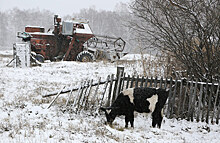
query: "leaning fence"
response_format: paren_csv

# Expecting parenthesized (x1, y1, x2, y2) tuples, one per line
(43, 67, 220, 124)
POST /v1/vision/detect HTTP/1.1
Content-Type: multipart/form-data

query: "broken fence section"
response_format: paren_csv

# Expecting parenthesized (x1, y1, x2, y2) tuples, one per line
(43, 67, 220, 124)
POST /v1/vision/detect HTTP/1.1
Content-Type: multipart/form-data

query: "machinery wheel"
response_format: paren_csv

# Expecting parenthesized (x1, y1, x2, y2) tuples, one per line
(76, 51, 95, 62)
(35, 54, 45, 63)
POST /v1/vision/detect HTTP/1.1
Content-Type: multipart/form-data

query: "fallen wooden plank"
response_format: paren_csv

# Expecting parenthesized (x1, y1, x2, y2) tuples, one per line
(42, 78, 115, 98)
(47, 86, 66, 109)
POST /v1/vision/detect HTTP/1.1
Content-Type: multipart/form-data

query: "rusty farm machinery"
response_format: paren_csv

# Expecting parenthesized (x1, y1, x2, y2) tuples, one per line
(12, 15, 126, 67)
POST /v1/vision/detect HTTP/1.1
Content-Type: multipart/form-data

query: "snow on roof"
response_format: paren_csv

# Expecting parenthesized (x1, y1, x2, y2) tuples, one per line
(74, 23, 93, 35)
(25, 25, 44, 28)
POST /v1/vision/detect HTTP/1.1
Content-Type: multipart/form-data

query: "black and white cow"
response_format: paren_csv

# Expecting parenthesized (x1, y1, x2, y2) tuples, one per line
(101, 87, 169, 128)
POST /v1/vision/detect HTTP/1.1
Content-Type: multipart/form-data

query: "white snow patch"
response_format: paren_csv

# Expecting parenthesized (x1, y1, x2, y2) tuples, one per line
(0, 49, 219, 142)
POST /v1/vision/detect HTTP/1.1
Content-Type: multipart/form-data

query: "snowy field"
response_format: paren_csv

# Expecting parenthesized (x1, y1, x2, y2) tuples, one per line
(0, 50, 220, 143)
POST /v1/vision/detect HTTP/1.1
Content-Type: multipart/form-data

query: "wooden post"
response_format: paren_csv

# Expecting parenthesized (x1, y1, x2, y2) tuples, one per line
(176, 78, 183, 118)
(217, 100, 220, 124)
(115, 70, 123, 101)
(144, 76, 149, 87)
(190, 79, 198, 121)
(202, 80, 209, 122)
(170, 77, 178, 118)
(121, 73, 126, 91)
(196, 83, 204, 122)
(159, 77, 163, 88)
(166, 77, 173, 118)
(126, 75, 130, 89)
(135, 75, 139, 88)
(140, 76, 145, 88)
(99, 75, 110, 108)
(149, 77, 153, 87)
(164, 77, 168, 89)
(106, 74, 114, 107)
(130, 75, 135, 88)
(206, 81, 214, 123)
(212, 80, 220, 124)
(112, 67, 124, 101)
(187, 80, 194, 121)
(154, 76, 158, 88)
(181, 78, 190, 119)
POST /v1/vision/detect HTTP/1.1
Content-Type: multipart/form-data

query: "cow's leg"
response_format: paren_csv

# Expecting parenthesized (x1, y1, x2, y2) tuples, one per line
(152, 110, 163, 128)
(157, 111, 163, 128)
(129, 112, 134, 128)
(125, 115, 129, 128)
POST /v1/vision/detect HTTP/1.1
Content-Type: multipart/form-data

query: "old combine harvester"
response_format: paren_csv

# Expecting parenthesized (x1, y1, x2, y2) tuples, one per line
(13, 15, 126, 67)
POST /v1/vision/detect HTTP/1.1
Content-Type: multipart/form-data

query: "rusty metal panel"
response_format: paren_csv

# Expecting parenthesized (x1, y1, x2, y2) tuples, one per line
(25, 26, 45, 33)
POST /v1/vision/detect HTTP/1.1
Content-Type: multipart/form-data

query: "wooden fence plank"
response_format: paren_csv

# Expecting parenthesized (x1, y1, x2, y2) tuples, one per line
(144, 76, 149, 87)
(91, 77, 101, 110)
(170, 77, 178, 118)
(159, 77, 163, 88)
(217, 102, 220, 124)
(196, 83, 204, 122)
(154, 76, 158, 88)
(65, 84, 74, 107)
(72, 81, 83, 108)
(140, 76, 145, 87)
(177, 78, 183, 118)
(121, 73, 126, 91)
(79, 80, 90, 112)
(202, 80, 209, 122)
(115, 70, 123, 101)
(181, 78, 190, 119)
(211, 80, 220, 124)
(164, 77, 168, 89)
(76, 81, 87, 113)
(135, 75, 139, 88)
(47, 86, 66, 109)
(149, 77, 153, 87)
(187, 80, 194, 121)
(82, 79, 93, 109)
(190, 79, 198, 121)
(130, 75, 135, 88)
(166, 77, 173, 118)
(126, 75, 130, 89)
(106, 74, 114, 107)
(99, 75, 110, 108)
(206, 81, 214, 123)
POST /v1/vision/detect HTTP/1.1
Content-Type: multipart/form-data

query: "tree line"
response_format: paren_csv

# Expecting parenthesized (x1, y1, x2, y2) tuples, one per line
(0, 4, 135, 52)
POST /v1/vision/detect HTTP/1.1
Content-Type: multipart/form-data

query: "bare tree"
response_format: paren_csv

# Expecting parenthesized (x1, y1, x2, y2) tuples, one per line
(130, 0, 220, 81)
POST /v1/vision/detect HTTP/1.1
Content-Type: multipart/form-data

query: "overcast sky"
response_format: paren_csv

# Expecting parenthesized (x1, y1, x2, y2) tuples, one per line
(0, 0, 131, 16)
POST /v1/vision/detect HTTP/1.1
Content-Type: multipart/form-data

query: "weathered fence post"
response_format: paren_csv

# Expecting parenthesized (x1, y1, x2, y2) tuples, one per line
(112, 66, 124, 101)
(166, 77, 173, 118)
(176, 78, 183, 118)
(206, 81, 214, 123)
(190, 78, 198, 121)
(106, 74, 114, 107)
(212, 80, 220, 124)
(196, 83, 204, 122)
(202, 80, 209, 122)
(181, 78, 190, 119)
(170, 77, 178, 118)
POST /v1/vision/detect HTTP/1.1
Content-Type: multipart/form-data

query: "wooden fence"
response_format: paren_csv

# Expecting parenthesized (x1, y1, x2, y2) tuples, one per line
(43, 67, 220, 124)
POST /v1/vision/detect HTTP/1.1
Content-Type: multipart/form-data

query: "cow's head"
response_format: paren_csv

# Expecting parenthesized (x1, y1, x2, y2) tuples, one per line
(100, 107, 119, 125)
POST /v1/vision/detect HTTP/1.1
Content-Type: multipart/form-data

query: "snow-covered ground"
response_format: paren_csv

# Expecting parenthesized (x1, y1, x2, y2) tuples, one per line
(0, 50, 220, 143)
